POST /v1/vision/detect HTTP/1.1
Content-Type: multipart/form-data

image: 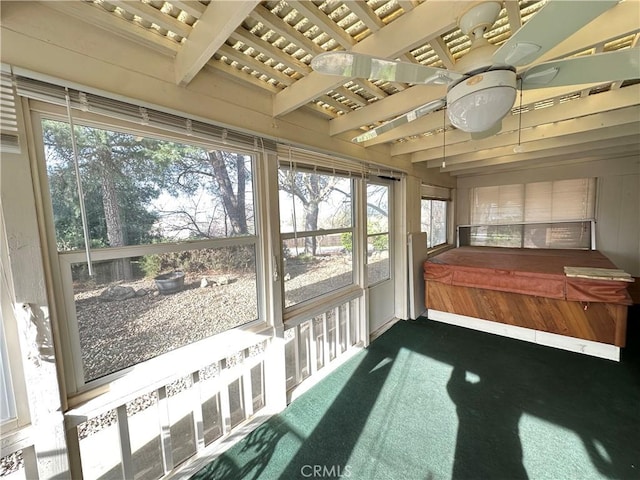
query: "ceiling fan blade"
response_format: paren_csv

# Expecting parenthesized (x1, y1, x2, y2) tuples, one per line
(311, 52, 462, 85)
(470, 121, 502, 140)
(521, 49, 640, 90)
(352, 98, 446, 143)
(493, 0, 620, 67)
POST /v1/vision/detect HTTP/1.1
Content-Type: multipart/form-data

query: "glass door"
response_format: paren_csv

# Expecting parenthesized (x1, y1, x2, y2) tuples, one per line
(366, 180, 394, 334)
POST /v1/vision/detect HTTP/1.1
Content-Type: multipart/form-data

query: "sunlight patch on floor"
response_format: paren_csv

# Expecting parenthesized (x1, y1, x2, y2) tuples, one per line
(520, 413, 596, 479)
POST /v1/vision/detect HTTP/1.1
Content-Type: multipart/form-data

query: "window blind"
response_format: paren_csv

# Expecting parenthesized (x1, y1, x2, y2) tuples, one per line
(421, 184, 451, 200)
(13, 74, 277, 153)
(0, 66, 20, 154)
(471, 184, 524, 225)
(277, 144, 405, 179)
(525, 178, 596, 222)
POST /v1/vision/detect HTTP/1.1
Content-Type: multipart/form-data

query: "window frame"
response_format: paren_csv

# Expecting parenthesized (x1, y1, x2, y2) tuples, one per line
(31, 108, 271, 398)
(277, 163, 359, 315)
(366, 180, 392, 287)
(421, 197, 450, 250)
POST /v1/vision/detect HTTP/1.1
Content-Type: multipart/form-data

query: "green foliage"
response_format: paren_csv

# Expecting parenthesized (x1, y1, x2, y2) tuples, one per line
(372, 234, 388, 252)
(140, 254, 163, 278)
(43, 119, 165, 250)
(140, 246, 256, 277)
(340, 232, 353, 253)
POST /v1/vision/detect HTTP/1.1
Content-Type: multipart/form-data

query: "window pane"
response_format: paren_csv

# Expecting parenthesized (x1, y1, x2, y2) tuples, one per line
(283, 233, 353, 307)
(523, 222, 591, 249)
(422, 199, 448, 248)
(470, 225, 523, 247)
(367, 234, 390, 285)
(367, 184, 389, 234)
(71, 246, 258, 381)
(278, 169, 352, 233)
(43, 119, 255, 252)
(421, 199, 431, 235)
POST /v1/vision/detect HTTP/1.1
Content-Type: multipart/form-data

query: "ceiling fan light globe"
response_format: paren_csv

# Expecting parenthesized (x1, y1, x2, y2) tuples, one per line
(447, 70, 517, 133)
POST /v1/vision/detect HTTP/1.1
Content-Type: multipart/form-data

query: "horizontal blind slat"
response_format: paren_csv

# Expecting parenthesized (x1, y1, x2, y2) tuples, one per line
(14, 74, 276, 153)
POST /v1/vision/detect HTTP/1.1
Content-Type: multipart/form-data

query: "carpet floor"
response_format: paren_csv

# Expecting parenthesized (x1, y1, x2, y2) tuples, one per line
(191, 308, 640, 480)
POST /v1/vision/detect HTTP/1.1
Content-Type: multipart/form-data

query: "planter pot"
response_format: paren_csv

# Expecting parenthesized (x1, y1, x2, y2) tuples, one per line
(154, 271, 185, 294)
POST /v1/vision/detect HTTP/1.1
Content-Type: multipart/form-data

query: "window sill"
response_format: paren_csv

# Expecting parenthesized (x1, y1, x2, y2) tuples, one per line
(427, 243, 455, 257)
(66, 319, 273, 413)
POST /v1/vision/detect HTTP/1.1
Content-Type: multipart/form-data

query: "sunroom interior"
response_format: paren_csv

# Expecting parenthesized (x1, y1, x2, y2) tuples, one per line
(1, 0, 639, 479)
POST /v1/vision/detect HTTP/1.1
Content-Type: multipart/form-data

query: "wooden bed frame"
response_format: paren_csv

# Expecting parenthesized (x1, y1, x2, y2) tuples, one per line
(424, 247, 631, 361)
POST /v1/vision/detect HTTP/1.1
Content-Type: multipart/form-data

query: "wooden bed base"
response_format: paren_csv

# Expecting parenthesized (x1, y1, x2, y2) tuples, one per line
(426, 282, 628, 360)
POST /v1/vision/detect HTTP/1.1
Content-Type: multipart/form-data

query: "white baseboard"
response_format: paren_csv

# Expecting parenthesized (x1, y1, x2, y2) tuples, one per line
(427, 309, 620, 362)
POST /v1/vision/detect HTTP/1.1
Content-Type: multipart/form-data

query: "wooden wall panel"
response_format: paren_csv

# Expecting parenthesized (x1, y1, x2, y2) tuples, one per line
(426, 282, 627, 346)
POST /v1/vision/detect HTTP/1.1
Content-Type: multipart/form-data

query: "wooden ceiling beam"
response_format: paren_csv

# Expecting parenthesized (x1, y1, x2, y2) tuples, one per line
(288, 1, 355, 49)
(430, 36, 455, 70)
(168, 0, 206, 19)
(447, 149, 638, 177)
(175, 0, 259, 86)
(229, 27, 310, 75)
(534, 0, 640, 64)
(215, 45, 294, 86)
(273, 0, 474, 117)
(204, 60, 280, 93)
(371, 82, 602, 147)
(503, 0, 522, 31)
(327, 0, 637, 138)
(443, 138, 639, 175)
(109, 0, 192, 37)
(348, 1, 385, 33)
(391, 84, 640, 156)
(421, 112, 639, 167)
(249, 4, 323, 55)
(42, 1, 180, 57)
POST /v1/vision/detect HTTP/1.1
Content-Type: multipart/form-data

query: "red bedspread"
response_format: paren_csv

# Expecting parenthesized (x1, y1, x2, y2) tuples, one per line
(424, 247, 632, 305)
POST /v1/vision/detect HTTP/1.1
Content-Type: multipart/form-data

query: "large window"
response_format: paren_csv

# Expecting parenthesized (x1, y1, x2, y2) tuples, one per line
(278, 166, 354, 308)
(43, 119, 261, 384)
(468, 178, 596, 248)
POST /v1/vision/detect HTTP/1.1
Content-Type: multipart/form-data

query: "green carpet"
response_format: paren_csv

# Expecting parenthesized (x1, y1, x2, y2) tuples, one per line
(191, 308, 640, 480)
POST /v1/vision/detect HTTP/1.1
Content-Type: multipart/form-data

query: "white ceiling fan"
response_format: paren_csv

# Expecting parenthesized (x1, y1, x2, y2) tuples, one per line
(310, 0, 640, 143)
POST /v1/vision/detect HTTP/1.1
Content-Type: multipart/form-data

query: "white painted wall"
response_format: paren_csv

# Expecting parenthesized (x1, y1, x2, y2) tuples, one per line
(456, 156, 640, 276)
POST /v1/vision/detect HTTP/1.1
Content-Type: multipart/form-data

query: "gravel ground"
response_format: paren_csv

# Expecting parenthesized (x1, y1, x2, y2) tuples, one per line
(76, 272, 258, 381)
(76, 254, 388, 381)
(0, 452, 22, 477)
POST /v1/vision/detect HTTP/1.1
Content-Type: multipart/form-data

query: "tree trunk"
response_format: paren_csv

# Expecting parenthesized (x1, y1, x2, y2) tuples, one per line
(99, 146, 132, 280)
(208, 151, 248, 235)
(304, 201, 319, 255)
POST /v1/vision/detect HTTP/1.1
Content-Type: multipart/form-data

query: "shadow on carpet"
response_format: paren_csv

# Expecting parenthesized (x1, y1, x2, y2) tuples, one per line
(191, 309, 640, 480)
